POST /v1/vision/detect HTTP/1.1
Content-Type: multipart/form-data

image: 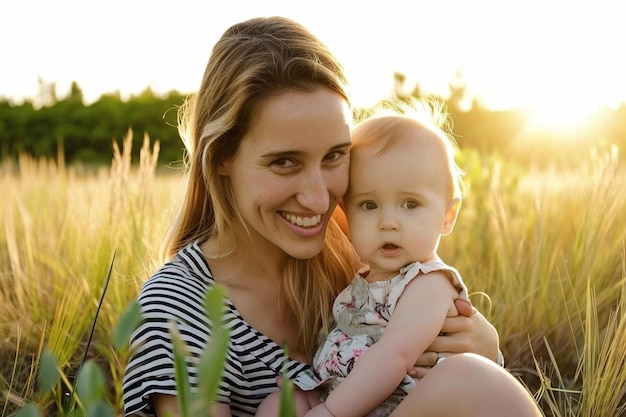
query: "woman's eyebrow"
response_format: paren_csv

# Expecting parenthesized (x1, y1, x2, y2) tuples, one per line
(333, 142, 352, 150)
(261, 142, 351, 159)
(260, 150, 301, 158)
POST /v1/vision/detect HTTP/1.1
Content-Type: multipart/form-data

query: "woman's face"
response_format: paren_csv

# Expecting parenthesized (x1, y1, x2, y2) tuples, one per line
(219, 87, 352, 260)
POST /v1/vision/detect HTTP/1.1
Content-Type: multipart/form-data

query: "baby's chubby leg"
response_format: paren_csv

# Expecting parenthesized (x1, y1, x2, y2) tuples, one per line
(390, 353, 541, 417)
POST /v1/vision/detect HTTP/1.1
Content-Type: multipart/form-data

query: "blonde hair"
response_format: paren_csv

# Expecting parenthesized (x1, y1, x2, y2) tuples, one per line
(161, 16, 360, 359)
(350, 98, 464, 200)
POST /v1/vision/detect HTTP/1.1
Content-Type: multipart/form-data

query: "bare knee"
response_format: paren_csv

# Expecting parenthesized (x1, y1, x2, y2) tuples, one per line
(391, 353, 542, 417)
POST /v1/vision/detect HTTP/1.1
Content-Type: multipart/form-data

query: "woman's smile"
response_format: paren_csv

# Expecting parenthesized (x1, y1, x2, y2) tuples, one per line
(279, 211, 327, 238)
(280, 212, 323, 228)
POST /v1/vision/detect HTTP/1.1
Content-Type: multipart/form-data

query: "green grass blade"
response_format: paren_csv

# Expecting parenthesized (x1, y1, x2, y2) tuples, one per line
(193, 286, 231, 415)
(279, 344, 296, 417)
(38, 349, 59, 394)
(14, 403, 42, 417)
(85, 401, 116, 417)
(279, 375, 296, 417)
(170, 322, 192, 417)
(75, 360, 105, 410)
(112, 301, 143, 351)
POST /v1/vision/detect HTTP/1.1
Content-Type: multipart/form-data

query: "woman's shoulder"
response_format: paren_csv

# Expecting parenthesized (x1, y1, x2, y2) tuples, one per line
(144, 241, 212, 284)
(138, 241, 216, 308)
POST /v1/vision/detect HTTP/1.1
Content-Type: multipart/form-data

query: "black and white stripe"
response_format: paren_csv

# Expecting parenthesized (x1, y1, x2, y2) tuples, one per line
(122, 242, 312, 416)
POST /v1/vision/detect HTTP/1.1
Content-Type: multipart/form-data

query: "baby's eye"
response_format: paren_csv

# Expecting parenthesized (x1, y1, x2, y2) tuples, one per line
(402, 200, 419, 209)
(360, 201, 377, 210)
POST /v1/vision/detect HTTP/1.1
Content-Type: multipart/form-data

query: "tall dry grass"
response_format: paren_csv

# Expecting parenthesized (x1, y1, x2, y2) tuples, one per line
(0, 130, 183, 415)
(440, 143, 626, 415)
(1, 134, 625, 416)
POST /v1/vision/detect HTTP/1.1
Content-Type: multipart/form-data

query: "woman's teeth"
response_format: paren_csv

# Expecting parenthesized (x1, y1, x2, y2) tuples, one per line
(282, 213, 322, 227)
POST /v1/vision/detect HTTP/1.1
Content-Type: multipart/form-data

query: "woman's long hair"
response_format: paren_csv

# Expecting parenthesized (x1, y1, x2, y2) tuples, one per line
(161, 16, 361, 359)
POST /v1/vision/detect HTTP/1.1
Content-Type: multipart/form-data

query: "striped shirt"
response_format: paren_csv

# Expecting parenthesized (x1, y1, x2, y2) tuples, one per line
(122, 241, 314, 416)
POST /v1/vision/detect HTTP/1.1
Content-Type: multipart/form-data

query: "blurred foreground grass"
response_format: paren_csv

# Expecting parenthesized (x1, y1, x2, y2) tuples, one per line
(1, 133, 625, 416)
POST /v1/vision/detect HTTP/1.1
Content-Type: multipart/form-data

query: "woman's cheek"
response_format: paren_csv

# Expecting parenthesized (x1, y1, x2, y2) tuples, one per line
(329, 163, 350, 198)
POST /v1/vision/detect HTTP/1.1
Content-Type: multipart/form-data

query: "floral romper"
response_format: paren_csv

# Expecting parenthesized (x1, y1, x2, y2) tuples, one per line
(310, 260, 469, 416)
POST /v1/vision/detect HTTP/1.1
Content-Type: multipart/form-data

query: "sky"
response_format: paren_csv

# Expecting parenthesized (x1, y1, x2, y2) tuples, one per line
(3, 0, 626, 121)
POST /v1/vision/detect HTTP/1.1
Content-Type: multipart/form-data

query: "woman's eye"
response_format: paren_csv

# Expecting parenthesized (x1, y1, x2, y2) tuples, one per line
(402, 200, 419, 209)
(271, 158, 296, 168)
(323, 150, 346, 162)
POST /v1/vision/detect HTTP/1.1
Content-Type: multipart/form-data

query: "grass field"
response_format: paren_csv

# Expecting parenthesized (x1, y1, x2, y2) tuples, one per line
(1, 134, 625, 416)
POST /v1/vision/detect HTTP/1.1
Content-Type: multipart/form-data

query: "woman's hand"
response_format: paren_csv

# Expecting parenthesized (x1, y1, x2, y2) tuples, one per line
(409, 298, 500, 378)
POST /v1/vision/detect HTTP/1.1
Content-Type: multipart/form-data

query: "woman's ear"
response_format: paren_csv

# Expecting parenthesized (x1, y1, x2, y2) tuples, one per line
(442, 198, 461, 235)
(217, 157, 233, 176)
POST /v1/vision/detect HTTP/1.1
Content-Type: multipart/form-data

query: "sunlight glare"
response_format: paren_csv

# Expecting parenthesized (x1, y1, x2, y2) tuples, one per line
(524, 96, 601, 135)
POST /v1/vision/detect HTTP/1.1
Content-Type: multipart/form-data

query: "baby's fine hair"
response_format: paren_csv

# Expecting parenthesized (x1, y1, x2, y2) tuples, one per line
(351, 98, 465, 200)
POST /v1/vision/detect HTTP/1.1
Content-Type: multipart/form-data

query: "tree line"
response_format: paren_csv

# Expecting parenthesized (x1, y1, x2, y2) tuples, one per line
(0, 82, 187, 166)
(1, 79, 624, 168)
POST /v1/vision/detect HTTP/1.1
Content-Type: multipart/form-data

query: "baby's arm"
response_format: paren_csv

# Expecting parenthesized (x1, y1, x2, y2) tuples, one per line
(308, 272, 459, 417)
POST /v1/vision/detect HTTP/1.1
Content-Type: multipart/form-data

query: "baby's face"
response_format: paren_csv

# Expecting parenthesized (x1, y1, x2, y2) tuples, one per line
(344, 132, 454, 277)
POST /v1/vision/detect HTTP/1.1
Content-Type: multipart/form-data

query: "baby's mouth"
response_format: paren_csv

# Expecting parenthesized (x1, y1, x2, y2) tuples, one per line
(382, 243, 399, 250)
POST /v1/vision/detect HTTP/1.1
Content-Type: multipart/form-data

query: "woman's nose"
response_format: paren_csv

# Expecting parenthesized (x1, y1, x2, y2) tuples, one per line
(296, 169, 330, 213)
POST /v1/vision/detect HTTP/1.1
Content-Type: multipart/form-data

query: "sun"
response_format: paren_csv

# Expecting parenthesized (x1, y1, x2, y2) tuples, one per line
(523, 96, 602, 137)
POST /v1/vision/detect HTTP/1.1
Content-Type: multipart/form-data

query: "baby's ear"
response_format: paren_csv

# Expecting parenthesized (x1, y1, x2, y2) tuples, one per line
(442, 198, 462, 235)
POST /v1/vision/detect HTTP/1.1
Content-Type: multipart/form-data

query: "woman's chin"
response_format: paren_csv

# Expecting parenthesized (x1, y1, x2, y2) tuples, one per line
(283, 238, 325, 260)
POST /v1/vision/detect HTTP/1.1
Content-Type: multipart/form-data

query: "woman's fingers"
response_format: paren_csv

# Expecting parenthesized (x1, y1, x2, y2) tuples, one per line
(409, 352, 450, 378)
(454, 298, 475, 317)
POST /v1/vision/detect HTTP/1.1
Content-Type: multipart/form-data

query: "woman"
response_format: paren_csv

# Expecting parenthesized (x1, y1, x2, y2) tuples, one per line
(122, 16, 540, 417)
